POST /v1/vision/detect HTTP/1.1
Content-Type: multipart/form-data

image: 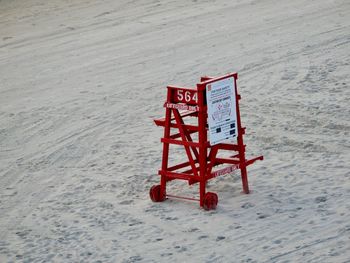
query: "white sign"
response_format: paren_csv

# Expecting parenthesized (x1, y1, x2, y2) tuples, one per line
(206, 77, 237, 145)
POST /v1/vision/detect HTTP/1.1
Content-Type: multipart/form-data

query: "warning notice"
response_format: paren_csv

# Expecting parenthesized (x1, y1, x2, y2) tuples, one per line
(206, 77, 237, 145)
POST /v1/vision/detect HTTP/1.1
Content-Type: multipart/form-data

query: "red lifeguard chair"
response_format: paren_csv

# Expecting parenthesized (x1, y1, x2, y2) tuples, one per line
(150, 73, 263, 210)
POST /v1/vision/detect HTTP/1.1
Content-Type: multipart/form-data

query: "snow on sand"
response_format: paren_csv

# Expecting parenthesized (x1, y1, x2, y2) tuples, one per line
(0, 0, 349, 262)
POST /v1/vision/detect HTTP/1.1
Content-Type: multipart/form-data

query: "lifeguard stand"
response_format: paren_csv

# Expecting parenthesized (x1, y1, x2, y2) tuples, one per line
(150, 73, 263, 210)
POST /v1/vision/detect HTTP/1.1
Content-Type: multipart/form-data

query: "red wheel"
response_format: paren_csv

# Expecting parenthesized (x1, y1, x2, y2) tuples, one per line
(149, 185, 165, 202)
(203, 192, 218, 210)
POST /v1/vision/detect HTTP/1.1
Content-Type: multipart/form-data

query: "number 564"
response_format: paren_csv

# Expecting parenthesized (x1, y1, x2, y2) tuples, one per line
(177, 90, 198, 103)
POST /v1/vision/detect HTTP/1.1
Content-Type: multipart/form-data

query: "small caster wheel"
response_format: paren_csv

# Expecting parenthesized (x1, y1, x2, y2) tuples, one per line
(149, 185, 165, 202)
(203, 192, 218, 210)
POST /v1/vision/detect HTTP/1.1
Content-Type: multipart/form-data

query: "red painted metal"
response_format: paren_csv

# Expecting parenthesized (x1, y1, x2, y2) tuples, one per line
(150, 73, 263, 210)
(203, 192, 218, 210)
(166, 194, 200, 202)
(149, 185, 165, 202)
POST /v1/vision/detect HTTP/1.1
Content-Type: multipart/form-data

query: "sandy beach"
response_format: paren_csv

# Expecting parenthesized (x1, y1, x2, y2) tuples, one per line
(1, 0, 349, 262)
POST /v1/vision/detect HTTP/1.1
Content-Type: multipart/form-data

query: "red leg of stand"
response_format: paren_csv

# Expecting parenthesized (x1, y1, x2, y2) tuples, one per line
(239, 141, 249, 194)
(241, 167, 249, 194)
(237, 129, 249, 194)
(160, 107, 172, 200)
(198, 86, 207, 207)
(235, 77, 250, 194)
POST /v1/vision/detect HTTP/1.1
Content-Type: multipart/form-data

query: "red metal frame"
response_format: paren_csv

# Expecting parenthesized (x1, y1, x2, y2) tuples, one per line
(151, 73, 263, 209)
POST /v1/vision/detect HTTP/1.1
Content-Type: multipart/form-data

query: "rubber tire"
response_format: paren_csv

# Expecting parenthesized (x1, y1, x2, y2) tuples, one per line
(149, 185, 165, 202)
(203, 192, 218, 210)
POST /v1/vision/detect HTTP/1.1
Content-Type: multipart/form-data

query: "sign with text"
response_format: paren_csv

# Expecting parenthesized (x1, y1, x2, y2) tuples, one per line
(206, 77, 237, 145)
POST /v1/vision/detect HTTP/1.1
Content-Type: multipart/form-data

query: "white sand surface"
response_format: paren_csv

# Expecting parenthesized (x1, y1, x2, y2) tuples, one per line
(1, 0, 349, 262)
